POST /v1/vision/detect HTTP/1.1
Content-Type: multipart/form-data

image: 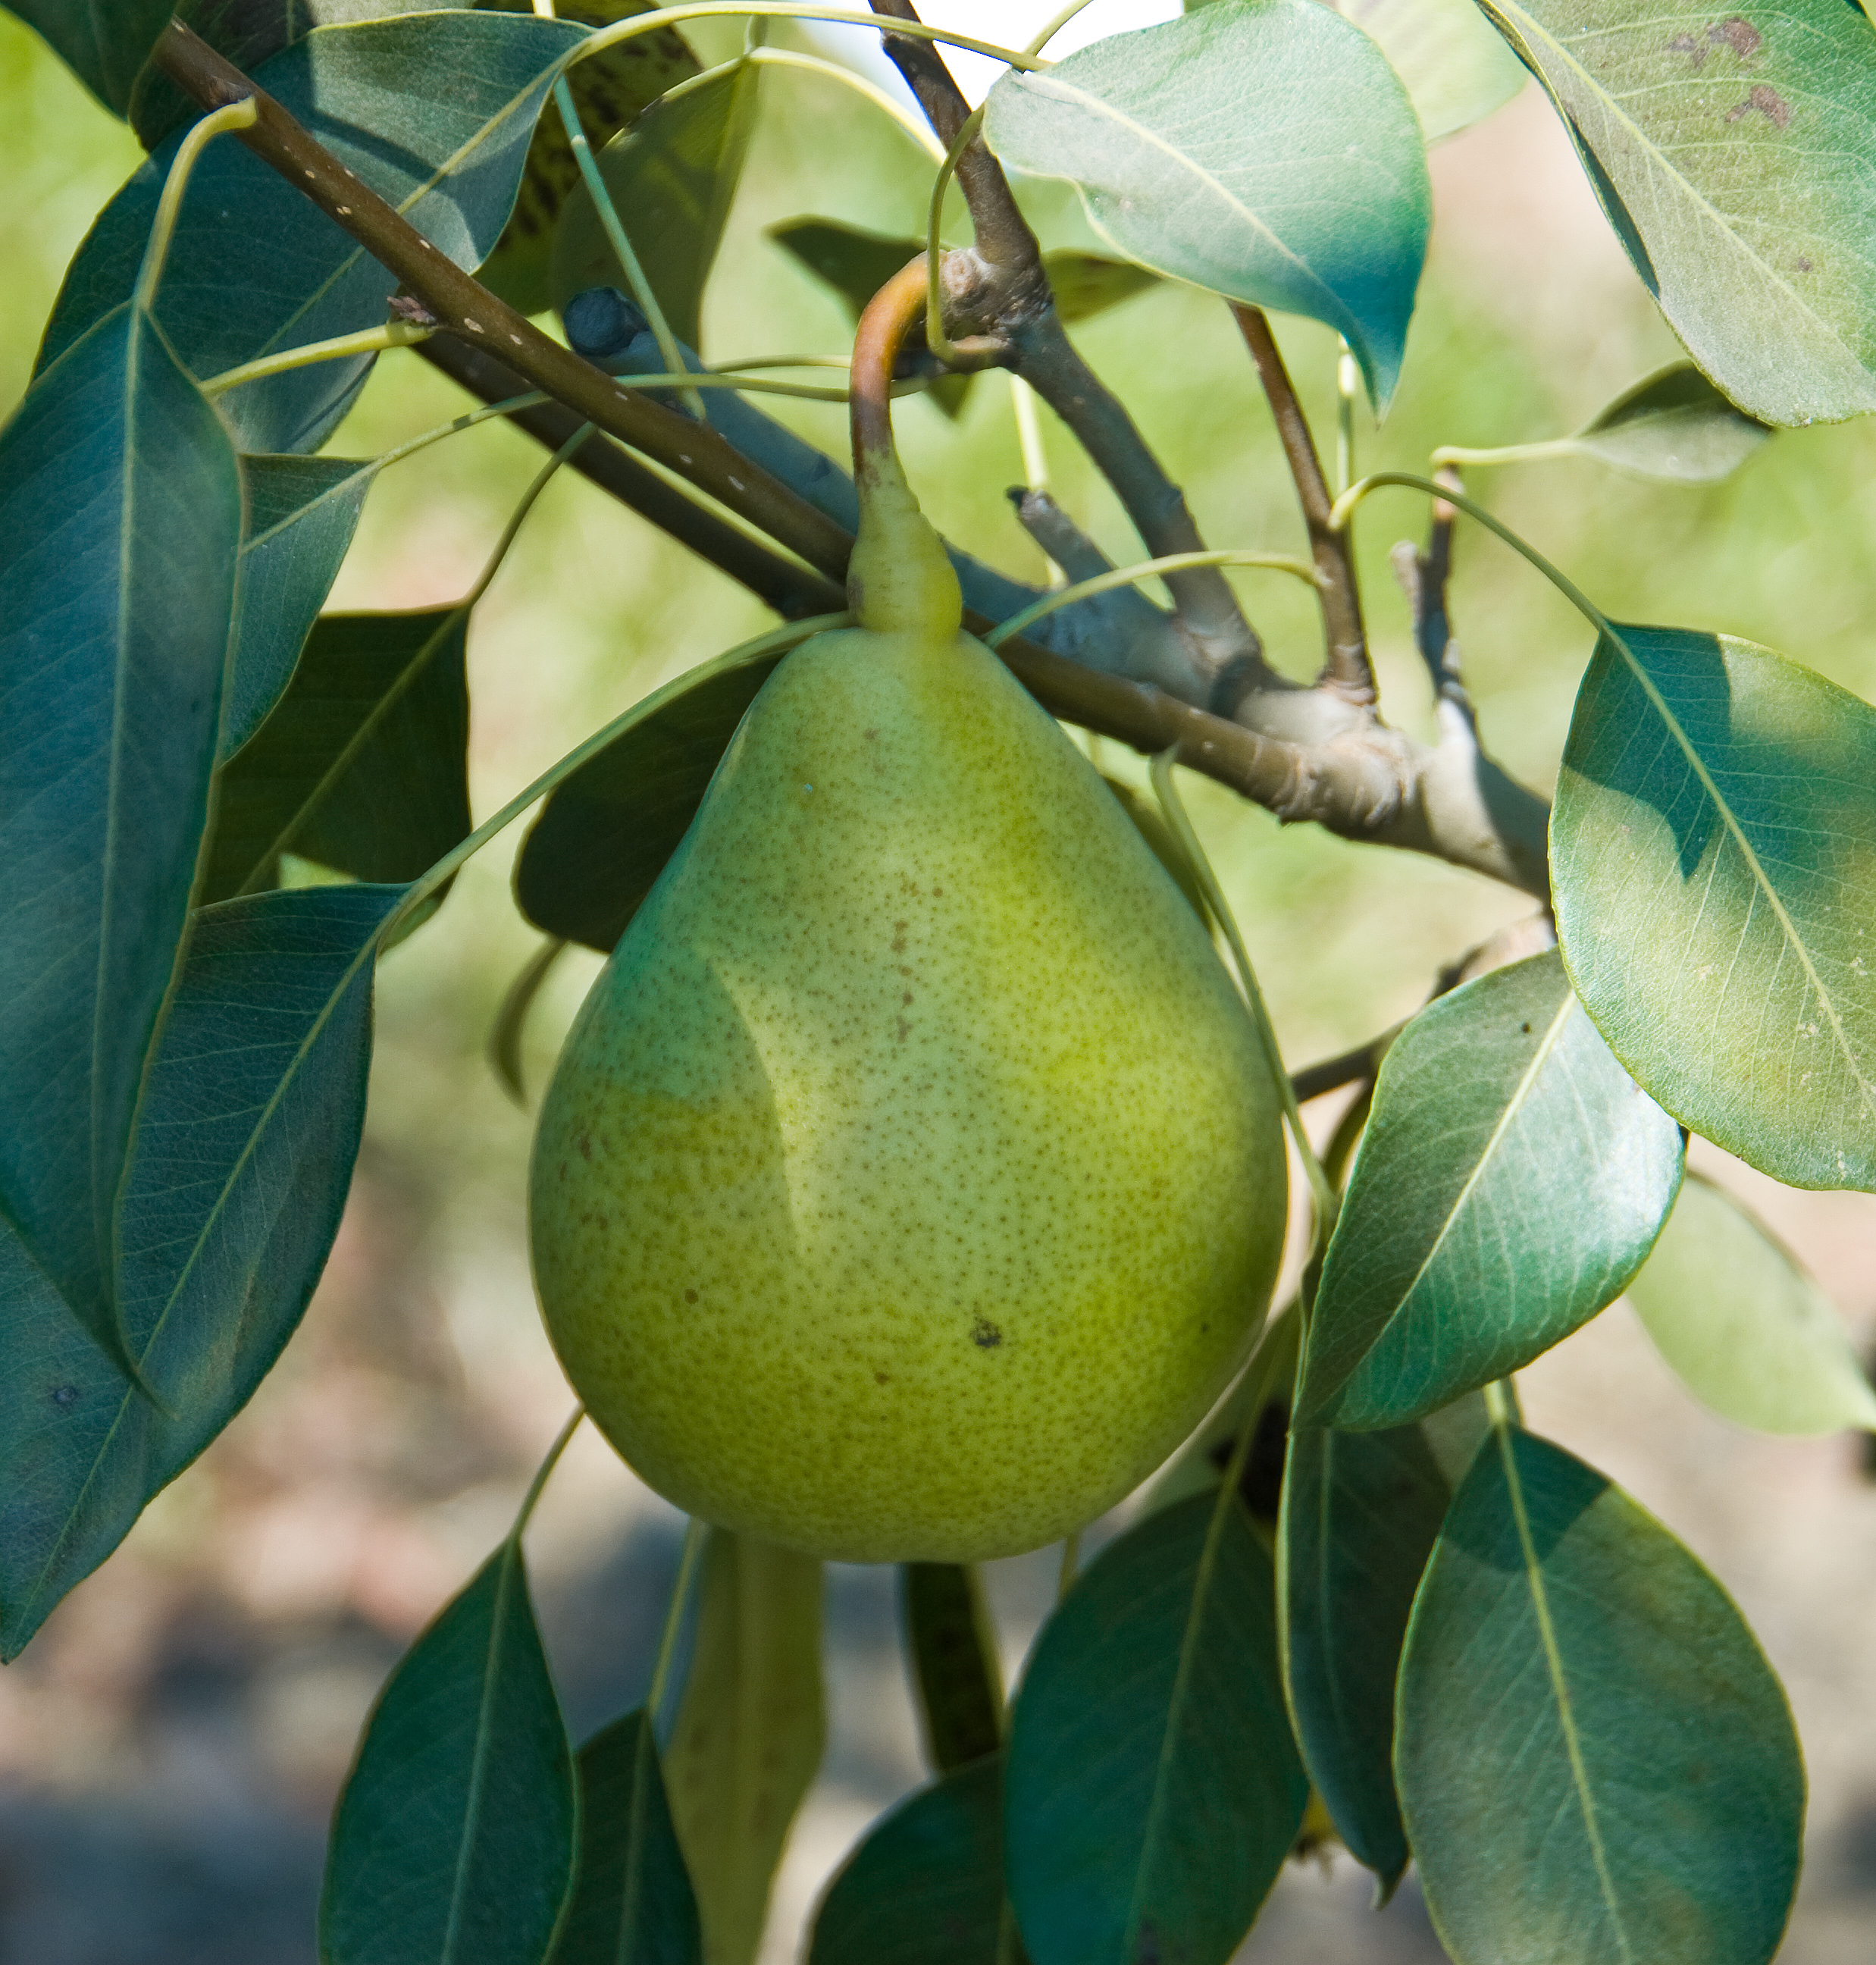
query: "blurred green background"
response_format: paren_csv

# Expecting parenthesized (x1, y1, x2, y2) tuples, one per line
(5, 9, 1876, 1962)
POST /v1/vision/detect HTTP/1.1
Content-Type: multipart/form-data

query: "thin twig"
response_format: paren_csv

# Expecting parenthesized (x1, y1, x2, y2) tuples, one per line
(866, 0, 1044, 291)
(153, 20, 853, 584)
(1232, 305, 1373, 704)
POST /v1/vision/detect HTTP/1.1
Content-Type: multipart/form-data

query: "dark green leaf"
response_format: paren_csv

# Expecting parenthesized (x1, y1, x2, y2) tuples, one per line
(128, 0, 456, 147)
(900, 1564, 1003, 1774)
(662, 1530, 825, 1965)
(1474, 0, 1876, 425)
(552, 56, 760, 351)
(204, 608, 472, 904)
(0, 303, 240, 1364)
(1043, 251, 1159, 325)
(41, 10, 584, 453)
(322, 1538, 578, 1965)
(549, 1707, 700, 1965)
(479, 0, 702, 318)
(1297, 951, 1683, 1429)
(1568, 361, 1771, 481)
(1004, 1489, 1308, 1965)
(1397, 1422, 1804, 1965)
(809, 1755, 1007, 1965)
(1552, 625, 1876, 1189)
(1326, 0, 1526, 142)
(4, 0, 174, 112)
(515, 639, 785, 951)
(0, 885, 400, 1659)
(229, 454, 375, 758)
(1277, 1396, 1486, 1890)
(982, 0, 1430, 406)
(1627, 1171, 1876, 1434)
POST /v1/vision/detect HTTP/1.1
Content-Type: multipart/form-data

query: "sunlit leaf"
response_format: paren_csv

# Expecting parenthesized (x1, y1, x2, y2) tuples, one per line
(0, 885, 401, 1659)
(0, 302, 240, 1366)
(983, 0, 1430, 406)
(1004, 1490, 1307, 1965)
(1398, 1422, 1804, 1965)
(1567, 361, 1771, 481)
(40, 9, 584, 453)
(1627, 1171, 1876, 1434)
(900, 1563, 1003, 1775)
(229, 453, 374, 757)
(516, 638, 785, 951)
(1298, 951, 1684, 1429)
(553, 55, 760, 351)
(1328, 0, 1527, 141)
(808, 1755, 1006, 1965)
(479, 0, 701, 318)
(321, 1537, 578, 1965)
(203, 608, 472, 904)
(1474, 0, 1876, 425)
(662, 1529, 825, 1965)
(1553, 625, 1876, 1190)
(550, 1707, 701, 1965)
(1278, 1395, 1486, 1890)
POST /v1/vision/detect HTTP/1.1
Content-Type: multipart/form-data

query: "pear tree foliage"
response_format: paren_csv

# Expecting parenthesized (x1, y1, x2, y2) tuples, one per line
(8, 0, 1876, 1959)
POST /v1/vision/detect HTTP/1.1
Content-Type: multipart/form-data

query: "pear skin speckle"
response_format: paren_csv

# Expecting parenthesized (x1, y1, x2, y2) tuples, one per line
(529, 622, 1287, 1562)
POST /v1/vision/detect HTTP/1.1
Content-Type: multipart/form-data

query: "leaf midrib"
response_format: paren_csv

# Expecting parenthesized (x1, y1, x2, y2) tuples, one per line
(1496, 1424, 1635, 1964)
(1602, 627, 1875, 1111)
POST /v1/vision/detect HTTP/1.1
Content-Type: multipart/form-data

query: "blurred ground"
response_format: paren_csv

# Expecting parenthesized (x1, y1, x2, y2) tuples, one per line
(5, 5, 1876, 1961)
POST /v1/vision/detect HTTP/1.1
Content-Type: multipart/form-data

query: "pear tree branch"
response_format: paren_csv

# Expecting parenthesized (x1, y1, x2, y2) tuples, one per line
(155, 20, 1548, 897)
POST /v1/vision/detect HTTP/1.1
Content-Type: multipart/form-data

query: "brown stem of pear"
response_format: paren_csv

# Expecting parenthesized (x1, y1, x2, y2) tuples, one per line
(849, 256, 930, 490)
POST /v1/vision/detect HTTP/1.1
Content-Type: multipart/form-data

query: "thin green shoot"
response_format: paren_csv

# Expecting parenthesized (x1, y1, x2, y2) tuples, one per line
(201, 319, 431, 396)
(134, 98, 258, 315)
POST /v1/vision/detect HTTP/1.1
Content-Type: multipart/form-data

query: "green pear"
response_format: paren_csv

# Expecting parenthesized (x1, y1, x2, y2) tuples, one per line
(529, 410, 1287, 1562)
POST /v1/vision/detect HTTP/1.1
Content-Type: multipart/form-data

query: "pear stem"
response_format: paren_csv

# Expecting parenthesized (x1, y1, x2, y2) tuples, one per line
(849, 255, 931, 494)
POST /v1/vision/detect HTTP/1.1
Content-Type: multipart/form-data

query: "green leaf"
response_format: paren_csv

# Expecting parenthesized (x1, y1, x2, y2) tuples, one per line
(229, 454, 375, 757)
(982, 0, 1430, 406)
(663, 1530, 825, 1965)
(321, 1537, 578, 1965)
(1552, 624, 1876, 1190)
(1043, 250, 1160, 325)
(489, 937, 572, 1107)
(1298, 951, 1684, 1429)
(1396, 1422, 1805, 1965)
(128, 0, 459, 147)
(204, 609, 473, 904)
(515, 639, 785, 952)
(1627, 1171, 1876, 1434)
(1004, 1489, 1308, 1965)
(549, 1708, 702, 1965)
(0, 885, 401, 1659)
(1473, 0, 1876, 425)
(552, 55, 761, 352)
(900, 1563, 1004, 1775)
(3, 0, 174, 112)
(807, 1755, 1007, 1965)
(40, 9, 585, 453)
(480, 0, 703, 318)
(1328, 0, 1527, 142)
(1277, 1396, 1486, 1891)
(1568, 361, 1771, 481)
(0, 303, 241, 1366)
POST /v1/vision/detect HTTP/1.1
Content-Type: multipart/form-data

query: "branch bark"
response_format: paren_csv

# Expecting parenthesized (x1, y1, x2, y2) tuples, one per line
(1232, 305, 1373, 704)
(154, 19, 853, 585)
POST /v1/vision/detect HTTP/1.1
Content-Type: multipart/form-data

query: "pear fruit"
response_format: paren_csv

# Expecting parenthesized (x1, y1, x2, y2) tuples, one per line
(529, 309, 1286, 1562)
